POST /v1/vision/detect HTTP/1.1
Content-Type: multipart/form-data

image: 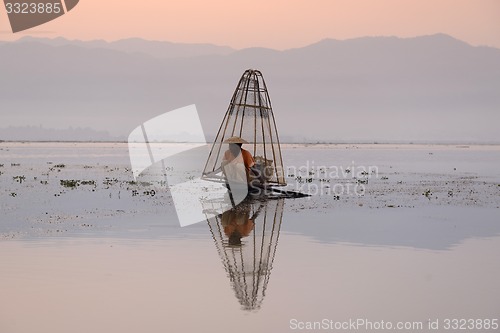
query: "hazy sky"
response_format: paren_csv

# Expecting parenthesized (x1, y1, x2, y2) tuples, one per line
(1, 0, 499, 49)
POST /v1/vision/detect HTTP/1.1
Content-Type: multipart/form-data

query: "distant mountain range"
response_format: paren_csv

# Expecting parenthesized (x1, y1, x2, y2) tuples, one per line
(1, 34, 499, 143)
(2, 36, 235, 59)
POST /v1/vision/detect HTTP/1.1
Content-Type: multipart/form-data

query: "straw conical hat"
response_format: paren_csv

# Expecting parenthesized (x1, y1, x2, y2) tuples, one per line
(223, 136, 249, 144)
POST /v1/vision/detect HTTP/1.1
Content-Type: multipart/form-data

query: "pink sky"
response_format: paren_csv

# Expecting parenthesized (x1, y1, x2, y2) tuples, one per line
(1, 0, 499, 49)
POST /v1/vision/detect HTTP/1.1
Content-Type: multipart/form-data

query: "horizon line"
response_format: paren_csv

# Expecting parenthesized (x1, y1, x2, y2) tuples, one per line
(2, 140, 500, 146)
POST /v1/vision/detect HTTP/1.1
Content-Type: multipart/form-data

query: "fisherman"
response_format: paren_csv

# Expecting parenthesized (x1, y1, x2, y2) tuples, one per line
(221, 136, 263, 191)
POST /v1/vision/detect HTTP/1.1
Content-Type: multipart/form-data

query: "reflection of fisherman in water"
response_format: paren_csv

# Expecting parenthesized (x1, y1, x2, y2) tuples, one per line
(221, 202, 263, 246)
(205, 198, 284, 311)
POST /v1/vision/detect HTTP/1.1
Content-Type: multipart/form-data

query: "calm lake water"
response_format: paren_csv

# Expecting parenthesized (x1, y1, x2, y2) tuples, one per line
(1, 143, 499, 333)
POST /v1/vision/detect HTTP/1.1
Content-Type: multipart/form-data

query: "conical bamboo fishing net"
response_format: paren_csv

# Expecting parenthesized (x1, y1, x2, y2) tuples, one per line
(202, 69, 286, 186)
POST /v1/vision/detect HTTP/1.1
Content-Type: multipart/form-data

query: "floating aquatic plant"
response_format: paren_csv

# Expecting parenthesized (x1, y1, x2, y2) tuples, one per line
(60, 179, 96, 188)
(60, 180, 79, 188)
(103, 178, 119, 186)
(13, 175, 26, 183)
(423, 189, 432, 199)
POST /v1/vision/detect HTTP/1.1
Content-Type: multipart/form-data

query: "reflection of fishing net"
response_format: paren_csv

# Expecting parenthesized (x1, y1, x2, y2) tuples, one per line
(205, 198, 285, 311)
(202, 69, 286, 185)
